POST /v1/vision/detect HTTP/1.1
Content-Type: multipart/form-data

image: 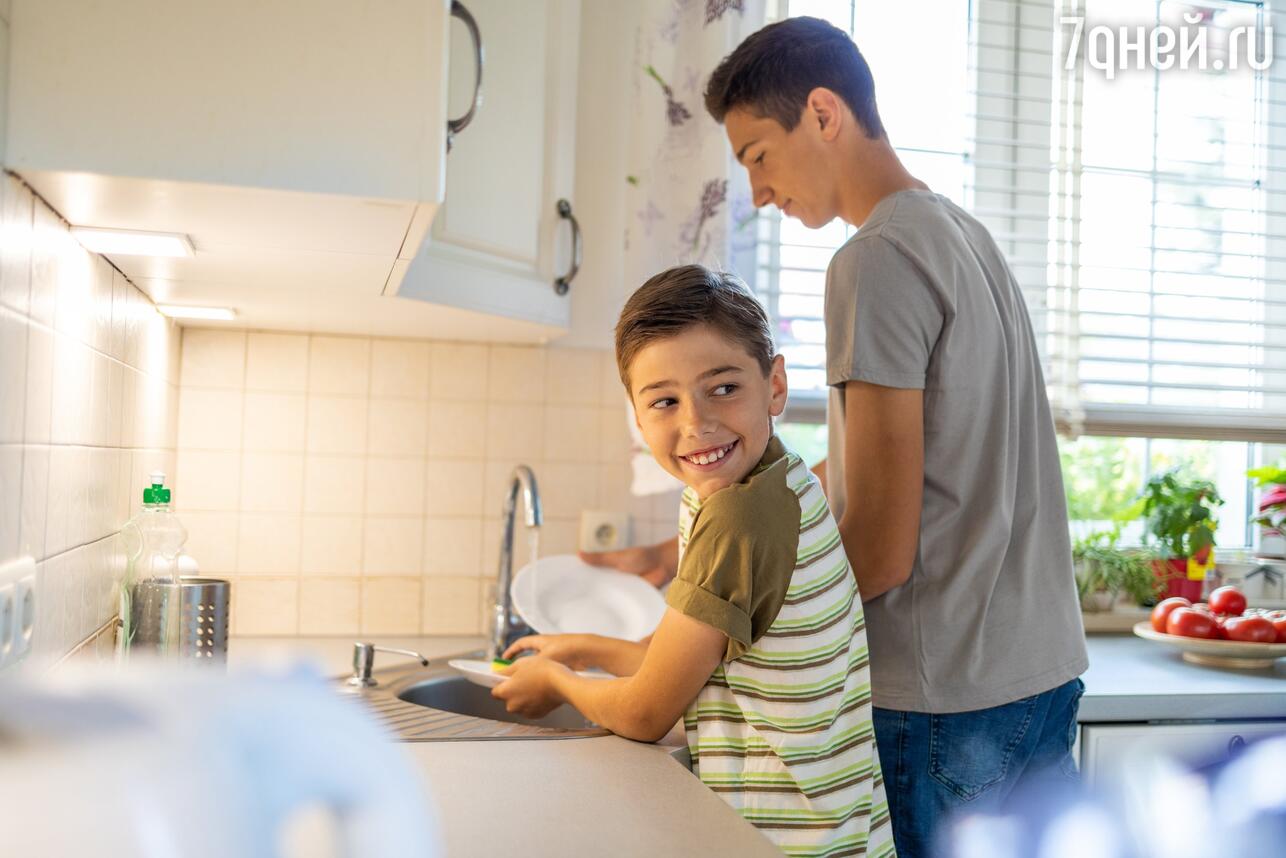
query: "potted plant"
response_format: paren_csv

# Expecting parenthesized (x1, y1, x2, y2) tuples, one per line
(1247, 463, 1286, 558)
(1137, 469, 1224, 602)
(1073, 528, 1163, 611)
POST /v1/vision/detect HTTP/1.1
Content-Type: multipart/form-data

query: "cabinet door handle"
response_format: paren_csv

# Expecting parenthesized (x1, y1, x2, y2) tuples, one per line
(554, 199, 582, 296)
(447, 1, 484, 152)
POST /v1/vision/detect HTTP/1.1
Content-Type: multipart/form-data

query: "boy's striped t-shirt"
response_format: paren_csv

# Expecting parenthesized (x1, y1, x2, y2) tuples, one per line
(666, 436, 895, 857)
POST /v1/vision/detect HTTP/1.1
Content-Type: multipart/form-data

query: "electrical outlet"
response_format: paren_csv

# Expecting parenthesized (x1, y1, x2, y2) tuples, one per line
(579, 511, 632, 553)
(0, 557, 36, 670)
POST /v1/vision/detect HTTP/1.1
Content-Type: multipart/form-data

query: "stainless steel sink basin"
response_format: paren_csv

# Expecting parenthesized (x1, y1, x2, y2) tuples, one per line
(347, 652, 608, 742)
(398, 675, 594, 730)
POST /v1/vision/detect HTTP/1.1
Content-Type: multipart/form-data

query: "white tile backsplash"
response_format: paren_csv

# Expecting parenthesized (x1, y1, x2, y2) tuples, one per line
(176, 331, 642, 635)
(0, 174, 181, 668)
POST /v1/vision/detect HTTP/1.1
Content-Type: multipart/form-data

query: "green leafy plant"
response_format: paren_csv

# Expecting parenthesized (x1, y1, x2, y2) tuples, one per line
(1072, 527, 1163, 608)
(1247, 464, 1286, 534)
(1135, 468, 1224, 560)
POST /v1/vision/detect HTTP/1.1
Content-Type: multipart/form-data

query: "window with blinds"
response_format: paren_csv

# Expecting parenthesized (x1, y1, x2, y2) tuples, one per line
(759, 0, 1286, 443)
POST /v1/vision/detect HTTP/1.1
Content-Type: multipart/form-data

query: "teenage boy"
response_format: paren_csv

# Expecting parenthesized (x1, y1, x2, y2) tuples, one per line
(585, 16, 1088, 856)
(494, 265, 895, 857)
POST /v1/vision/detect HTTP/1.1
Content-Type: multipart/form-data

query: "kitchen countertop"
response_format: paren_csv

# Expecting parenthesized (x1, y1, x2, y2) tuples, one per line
(227, 632, 1285, 856)
(230, 635, 781, 857)
(1079, 633, 1286, 722)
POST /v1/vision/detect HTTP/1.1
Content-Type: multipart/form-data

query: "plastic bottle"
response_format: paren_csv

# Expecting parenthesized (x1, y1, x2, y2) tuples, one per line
(118, 472, 188, 659)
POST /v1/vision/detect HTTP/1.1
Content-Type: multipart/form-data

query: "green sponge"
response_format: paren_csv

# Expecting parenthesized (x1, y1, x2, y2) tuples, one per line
(490, 657, 513, 672)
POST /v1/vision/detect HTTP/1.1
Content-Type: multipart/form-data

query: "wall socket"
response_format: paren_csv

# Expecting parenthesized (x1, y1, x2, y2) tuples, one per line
(0, 557, 37, 670)
(579, 511, 632, 553)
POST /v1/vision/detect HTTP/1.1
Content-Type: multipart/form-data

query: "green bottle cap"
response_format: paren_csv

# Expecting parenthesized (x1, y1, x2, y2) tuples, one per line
(143, 472, 172, 505)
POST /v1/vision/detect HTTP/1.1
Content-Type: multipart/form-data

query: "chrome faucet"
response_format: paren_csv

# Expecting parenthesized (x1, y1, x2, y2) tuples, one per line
(490, 465, 543, 661)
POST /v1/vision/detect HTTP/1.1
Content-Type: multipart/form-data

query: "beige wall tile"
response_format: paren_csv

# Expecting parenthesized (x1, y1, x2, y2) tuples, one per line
(545, 348, 602, 405)
(361, 578, 422, 635)
(236, 513, 301, 575)
(422, 576, 484, 635)
(538, 462, 600, 520)
(177, 388, 244, 451)
(427, 401, 487, 458)
(299, 577, 360, 635)
(309, 336, 370, 395)
(543, 404, 601, 462)
(362, 517, 422, 576)
(539, 517, 580, 556)
(424, 458, 485, 516)
(176, 450, 242, 511)
(488, 345, 546, 403)
(429, 342, 488, 401)
(303, 456, 365, 514)
(485, 403, 544, 461)
(364, 457, 425, 516)
(245, 332, 309, 392)
(423, 517, 484, 577)
(599, 350, 626, 405)
(306, 396, 367, 454)
(0, 446, 22, 559)
(181, 510, 239, 574)
(180, 329, 246, 389)
(23, 322, 53, 444)
(300, 515, 363, 576)
(367, 398, 428, 457)
(28, 202, 62, 328)
(239, 453, 304, 513)
(242, 391, 306, 452)
(370, 339, 430, 399)
(600, 404, 632, 463)
(0, 310, 27, 444)
(235, 579, 299, 635)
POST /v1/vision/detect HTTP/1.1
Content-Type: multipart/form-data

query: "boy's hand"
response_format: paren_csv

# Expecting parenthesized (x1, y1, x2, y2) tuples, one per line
(502, 634, 596, 670)
(491, 656, 571, 719)
(579, 536, 678, 588)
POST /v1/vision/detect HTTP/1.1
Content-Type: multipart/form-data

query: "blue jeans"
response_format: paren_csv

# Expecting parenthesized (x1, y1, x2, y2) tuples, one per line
(872, 678, 1085, 858)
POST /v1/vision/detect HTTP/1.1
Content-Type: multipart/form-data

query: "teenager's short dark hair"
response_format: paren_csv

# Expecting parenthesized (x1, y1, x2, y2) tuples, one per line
(704, 16, 885, 139)
(615, 265, 775, 392)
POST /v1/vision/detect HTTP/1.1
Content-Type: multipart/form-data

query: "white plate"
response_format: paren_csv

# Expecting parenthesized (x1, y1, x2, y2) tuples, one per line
(511, 554, 667, 640)
(448, 658, 613, 688)
(448, 659, 509, 688)
(1132, 622, 1286, 669)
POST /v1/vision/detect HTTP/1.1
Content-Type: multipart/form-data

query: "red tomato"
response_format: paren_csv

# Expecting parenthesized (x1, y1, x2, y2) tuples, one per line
(1212, 616, 1230, 640)
(1167, 607, 1216, 639)
(1151, 597, 1192, 633)
(1223, 616, 1277, 644)
(1272, 616, 1286, 644)
(1192, 602, 1213, 614)
(1208, 586, 1247, 617)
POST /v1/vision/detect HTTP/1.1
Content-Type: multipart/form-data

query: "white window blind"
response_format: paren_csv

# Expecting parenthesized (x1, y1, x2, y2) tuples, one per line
(758, 0, 1286, 442)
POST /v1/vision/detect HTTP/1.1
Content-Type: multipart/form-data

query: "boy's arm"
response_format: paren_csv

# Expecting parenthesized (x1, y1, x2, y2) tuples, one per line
(553, 609, 723, 741)
(549, 608, 724, 742)
(837, 380, 924, 601)
(502, 633, 649, 677)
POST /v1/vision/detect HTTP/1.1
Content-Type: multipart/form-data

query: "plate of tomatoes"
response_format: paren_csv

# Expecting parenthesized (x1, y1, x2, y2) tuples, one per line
(1134, 586, 1286, 669)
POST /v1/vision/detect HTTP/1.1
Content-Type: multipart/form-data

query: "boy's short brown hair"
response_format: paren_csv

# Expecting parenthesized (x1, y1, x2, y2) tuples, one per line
(615, 264, 775, 392)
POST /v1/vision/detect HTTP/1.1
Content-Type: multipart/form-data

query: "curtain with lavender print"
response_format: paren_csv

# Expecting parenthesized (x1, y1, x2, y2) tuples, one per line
(624, 0, 767, 497)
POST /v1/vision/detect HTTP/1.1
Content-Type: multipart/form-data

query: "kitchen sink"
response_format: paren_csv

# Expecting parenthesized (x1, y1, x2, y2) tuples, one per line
(397, 676, 594, 730)
(347, 652, 608, 742)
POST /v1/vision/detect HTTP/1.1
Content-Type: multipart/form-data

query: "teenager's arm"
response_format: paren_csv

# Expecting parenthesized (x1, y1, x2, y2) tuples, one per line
(579, 536, 680, 588)
(549, 608, 724, 742)
(836, 380, 924, 601)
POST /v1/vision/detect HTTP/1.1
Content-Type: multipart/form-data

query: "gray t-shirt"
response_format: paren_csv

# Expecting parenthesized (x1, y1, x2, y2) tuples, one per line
(825, 189, 1087, 714)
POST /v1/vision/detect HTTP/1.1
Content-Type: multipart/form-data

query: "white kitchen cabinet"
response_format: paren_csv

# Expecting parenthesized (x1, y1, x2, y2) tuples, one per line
(393, 0, 583, 333)
(1079, 721, 1286, 784)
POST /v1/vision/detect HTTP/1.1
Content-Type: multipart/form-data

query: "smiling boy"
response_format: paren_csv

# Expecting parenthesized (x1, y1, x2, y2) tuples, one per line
(493, 265, 895, 857)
